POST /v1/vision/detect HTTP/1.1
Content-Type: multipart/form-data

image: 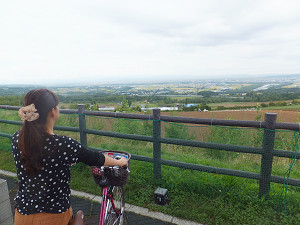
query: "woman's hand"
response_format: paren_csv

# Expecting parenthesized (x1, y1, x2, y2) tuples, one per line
(104, 155, 128, 167)
(117, 157, 129, 167)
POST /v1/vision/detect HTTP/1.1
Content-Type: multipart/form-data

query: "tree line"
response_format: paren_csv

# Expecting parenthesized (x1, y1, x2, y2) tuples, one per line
(1, 88, 300, 108)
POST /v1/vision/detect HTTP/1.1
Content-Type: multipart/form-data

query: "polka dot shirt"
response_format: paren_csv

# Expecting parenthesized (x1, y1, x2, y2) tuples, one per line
(12, 131, 105, 215)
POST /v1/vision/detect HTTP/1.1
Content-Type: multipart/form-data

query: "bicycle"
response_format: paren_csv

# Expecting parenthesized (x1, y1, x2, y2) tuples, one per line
(91, 150, 131, 225)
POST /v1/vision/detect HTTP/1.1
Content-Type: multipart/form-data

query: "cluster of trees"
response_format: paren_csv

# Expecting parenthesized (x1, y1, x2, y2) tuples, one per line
(58, 94, 178, 106)
(0, 96, 23, 106)
(0, 86, 38, 96)
(261, 100, 299, 108)
(116, 96, 142, 112)
(243, 91, 300, 102)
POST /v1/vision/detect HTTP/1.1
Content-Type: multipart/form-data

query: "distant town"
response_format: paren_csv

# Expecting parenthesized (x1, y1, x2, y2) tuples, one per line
(1, 74, 300, 112)
(48, 74, 300, 96)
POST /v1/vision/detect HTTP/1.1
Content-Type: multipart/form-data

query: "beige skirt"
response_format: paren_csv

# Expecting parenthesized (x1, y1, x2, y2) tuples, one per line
(14, 207, 73, 225)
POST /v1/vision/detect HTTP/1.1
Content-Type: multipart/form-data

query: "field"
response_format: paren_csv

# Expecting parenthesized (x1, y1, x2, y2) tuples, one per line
(162, 109, 300, 123)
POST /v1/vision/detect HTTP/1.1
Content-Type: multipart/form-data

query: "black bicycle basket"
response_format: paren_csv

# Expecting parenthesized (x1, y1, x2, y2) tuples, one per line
(91, 150, 131, 187)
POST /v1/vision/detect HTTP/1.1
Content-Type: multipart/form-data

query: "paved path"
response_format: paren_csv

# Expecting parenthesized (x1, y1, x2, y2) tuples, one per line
(0, 172, 202, 225)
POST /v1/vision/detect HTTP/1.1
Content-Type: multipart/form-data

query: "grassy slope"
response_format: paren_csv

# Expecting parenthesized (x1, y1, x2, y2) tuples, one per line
(1, 133, 300, 224)
(1, 110, 300, 224)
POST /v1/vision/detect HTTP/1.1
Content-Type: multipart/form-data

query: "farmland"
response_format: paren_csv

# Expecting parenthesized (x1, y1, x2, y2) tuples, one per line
(163, 109, 300, 123)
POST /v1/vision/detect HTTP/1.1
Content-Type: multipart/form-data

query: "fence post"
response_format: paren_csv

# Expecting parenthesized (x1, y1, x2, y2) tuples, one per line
(259, 113, 277, 199)
(78, 104, 87, 147)
(153, 109, 161, 179)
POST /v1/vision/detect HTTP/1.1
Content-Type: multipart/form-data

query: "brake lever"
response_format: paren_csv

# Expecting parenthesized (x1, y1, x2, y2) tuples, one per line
(122, 165, 130, 173)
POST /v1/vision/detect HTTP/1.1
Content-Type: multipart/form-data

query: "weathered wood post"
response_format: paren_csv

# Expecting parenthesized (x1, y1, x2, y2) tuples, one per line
(0, 179, 13, 225)
(78, 104, 87, 147)
(153, 109, 161, 179)
(259, 113, 277, 199)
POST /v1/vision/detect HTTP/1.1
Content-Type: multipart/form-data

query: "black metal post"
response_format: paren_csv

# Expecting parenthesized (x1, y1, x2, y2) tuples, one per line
(78, 104, 87, 147)
(153, 109, 161, 179)
(259, 113, 277, 199)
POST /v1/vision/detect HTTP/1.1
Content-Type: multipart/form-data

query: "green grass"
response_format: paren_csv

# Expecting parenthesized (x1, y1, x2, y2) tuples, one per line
(1, 109, 300, 224)
(2, 148, 299, 224)
(262, 105, 300, 110)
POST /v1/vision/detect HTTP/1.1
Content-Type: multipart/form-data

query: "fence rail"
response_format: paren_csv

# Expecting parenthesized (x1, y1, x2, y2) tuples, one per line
(0, 104, 300, 199)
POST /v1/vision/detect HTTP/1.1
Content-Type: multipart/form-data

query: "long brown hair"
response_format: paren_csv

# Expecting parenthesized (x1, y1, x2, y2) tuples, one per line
(18, 89, 59, 176)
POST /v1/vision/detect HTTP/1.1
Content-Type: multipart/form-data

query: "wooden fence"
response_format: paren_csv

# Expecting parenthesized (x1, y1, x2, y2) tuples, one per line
(0, 104, 299, 199)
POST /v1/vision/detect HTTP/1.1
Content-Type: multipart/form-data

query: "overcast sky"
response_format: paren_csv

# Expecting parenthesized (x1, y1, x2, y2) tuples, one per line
(1, 0, 300, 85)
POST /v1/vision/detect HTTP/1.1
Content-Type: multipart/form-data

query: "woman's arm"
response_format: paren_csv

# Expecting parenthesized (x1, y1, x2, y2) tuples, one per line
(65, 136, 128, 167)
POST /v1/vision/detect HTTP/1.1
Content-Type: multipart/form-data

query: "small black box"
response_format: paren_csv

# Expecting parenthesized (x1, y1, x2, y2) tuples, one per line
(154, 188, 168, 205)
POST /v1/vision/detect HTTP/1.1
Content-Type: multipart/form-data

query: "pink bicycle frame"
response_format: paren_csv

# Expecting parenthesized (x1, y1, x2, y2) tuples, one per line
(99, 186, 108, 225)
(99, 186, 120, 225)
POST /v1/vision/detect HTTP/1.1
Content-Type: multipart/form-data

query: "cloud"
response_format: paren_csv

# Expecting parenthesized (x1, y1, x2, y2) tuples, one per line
(0, 0, 300, 84)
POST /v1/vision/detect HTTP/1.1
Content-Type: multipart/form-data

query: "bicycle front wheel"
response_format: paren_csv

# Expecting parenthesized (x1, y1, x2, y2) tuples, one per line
(104, 186, 126, 225)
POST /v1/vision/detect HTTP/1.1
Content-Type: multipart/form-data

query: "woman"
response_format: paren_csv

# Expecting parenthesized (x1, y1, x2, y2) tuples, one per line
(12, 89, 128, 225)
